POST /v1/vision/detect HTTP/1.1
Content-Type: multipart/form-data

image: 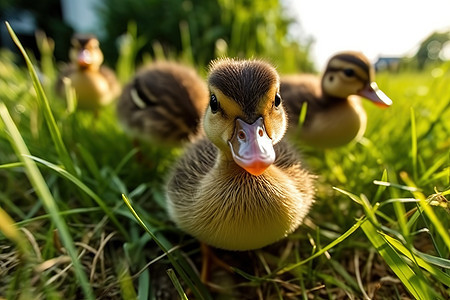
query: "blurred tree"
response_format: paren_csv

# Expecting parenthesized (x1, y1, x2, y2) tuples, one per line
(216, 0, 314, 72)
(99, 0, 223, 66)
(0, 0, 73, 61)
(414, 30, 450, 70)
(98, 0, 314, 72)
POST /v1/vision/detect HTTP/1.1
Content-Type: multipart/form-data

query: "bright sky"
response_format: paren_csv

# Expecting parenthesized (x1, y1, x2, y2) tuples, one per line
(285, 0, 450, 70)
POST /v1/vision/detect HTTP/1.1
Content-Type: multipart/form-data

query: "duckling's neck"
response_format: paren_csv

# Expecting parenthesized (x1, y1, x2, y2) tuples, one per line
(320, 94, 348, 108)
(78, 65, 100, 72)
(216, 150, 237, 168)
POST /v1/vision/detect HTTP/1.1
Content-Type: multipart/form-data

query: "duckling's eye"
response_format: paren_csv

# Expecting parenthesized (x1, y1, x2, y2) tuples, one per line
(274, 93, 282, 107)
(210, 94, 219, 113)
(343, 68, 355, 77)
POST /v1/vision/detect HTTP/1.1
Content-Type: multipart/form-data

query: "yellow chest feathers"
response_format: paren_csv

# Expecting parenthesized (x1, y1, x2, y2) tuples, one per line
(69, 71, 112, 108)
(299, 96, 367, 148)
(168, 166, 311, 251)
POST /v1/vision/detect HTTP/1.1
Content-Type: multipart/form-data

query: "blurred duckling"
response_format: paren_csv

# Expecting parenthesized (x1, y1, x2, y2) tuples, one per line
(166, 58, 315, 252)
(116, 61, 209, 146)
(57, 34, 120, 115)
(281, 51, 392, 148)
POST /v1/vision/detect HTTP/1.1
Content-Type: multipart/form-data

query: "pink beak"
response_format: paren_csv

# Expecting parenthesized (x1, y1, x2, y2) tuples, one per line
(78, 49, 92, 68)
(358, 82, 393, 108)
(228, 117, 275, 176)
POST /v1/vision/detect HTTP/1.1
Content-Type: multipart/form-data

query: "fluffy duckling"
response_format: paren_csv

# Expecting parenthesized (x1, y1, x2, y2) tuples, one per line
(166, 58, 315, 251)
(281, 51, 392, 148)
(116, 61, 209, 146)
(57, 34, 120, 114)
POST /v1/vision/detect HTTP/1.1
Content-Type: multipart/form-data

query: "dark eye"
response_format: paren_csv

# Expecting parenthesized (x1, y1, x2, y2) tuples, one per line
(343, 68, 355, 77)
(210, 94, 219, 113)
(274, 92, 281, 107)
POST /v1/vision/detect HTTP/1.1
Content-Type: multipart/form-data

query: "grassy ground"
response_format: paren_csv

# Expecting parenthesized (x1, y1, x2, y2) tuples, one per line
(1, 25, 450, 299)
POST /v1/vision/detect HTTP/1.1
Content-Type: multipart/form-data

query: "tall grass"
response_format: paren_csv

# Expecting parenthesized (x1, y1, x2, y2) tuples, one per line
(0, 21, 449, 299)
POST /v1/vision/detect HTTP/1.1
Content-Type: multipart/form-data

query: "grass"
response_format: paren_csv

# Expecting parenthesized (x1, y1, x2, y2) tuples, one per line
(0, 23, 449, 299)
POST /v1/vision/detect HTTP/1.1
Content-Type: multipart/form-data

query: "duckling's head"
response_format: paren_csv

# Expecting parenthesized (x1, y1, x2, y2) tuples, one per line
(322, 51, 392, 107)
(205, 58, 286, 176)
(69, 34, 104, 71)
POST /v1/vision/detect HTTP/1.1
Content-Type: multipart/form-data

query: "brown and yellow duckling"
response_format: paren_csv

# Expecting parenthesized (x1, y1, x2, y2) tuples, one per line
(281, 51, 392, 148)
(116, 61, 209, 146)
(166, 58, 315, 252)
(57, 34, 120, 114)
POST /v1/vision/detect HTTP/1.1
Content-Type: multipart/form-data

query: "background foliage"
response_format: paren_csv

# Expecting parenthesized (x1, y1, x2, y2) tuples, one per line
(0, 0, 314, 72)
(98, 0, 314, 71)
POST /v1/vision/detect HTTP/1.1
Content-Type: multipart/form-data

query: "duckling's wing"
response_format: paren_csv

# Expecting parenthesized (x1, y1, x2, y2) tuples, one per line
(117, 63, 208, 144)
(99, 66, 121, 98)
(273, 141, 300, 168)
(280, 74, 322, 129)
(273, 140, 316, 200)
(167, 138, 217, 195)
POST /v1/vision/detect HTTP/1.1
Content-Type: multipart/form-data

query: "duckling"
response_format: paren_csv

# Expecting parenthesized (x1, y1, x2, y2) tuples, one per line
(56, 34, 120, 114)
(166, 58, 315, 251)
(116, 61, 209, 146)
(280, 51, 392, 148)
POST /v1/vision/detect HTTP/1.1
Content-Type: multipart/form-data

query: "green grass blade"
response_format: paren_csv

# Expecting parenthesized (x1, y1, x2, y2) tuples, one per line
(137, 269, 150, 300)
(316, 272, 355, 294)
(167, 269, 189, 300)
(35, 30, 56, 83)
(278, 216, 365, 274)
(380, 198, 419, 206)
(298, 101, 308, 127)
(334, 188, 380, 225)
(14, 207, 101, 227)
(361, 220, 434, 299)
(0, 189, 27, 220)
(373, 180, 420, 192)
(116, 22, 147, 83)
(416, 251, 450, 269)
(333, 187, 362, 205)
(25, 155, 128, 238)
(380, 232, 450, 286)
(0, 162, 24, 169)
(419, 154, 448, 183)
(410, 107, 418, 181)
(152, 41, 167, 61)
(372, 169, 388, 204)
(114, 148, 140, 174)
(0, 205, 30, 254)
(328, 259, 360, 291)
(5, 22, 77, 176)
(231, 266, 266, 282)
(76, 143, 102, 182)
(118, 263, 138, 300)
(401, 172, 450, 250)
(122, 194, 212, 300)
(62, 77, 77, 114)
(392, 196, 409, 243)
(0, 102, 94, 300)
(179, 21, 194, 65)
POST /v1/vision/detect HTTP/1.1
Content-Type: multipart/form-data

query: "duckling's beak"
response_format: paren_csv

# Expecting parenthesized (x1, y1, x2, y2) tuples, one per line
(357, 82, 393, 108)
(228, 117, 276, 176)
(78, 50, 92, 68)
